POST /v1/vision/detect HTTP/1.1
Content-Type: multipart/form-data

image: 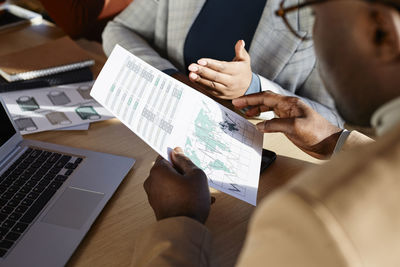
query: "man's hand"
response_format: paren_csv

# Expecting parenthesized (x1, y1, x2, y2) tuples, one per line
(172, 72, 235, 110)
(233, 91, 343, 159)
(188, 40, 253, 100)
(144, 147, 211, 224)
(171, 72, 209, 93)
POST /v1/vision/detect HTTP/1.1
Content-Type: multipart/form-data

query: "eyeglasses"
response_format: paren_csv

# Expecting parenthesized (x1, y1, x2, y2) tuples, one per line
(275, 0, 400, 40)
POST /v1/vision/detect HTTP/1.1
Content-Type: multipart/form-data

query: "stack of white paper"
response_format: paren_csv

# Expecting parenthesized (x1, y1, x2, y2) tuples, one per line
(0, 81, 113, 135)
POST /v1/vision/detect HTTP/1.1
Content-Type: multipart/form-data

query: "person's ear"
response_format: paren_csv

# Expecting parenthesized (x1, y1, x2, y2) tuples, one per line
(371, 7, 400, 62)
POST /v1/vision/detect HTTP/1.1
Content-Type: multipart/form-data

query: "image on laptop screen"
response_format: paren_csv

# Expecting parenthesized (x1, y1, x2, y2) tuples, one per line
(0, 101, 16, 146)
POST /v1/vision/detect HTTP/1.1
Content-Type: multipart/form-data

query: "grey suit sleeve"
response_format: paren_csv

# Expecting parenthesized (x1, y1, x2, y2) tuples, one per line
(102, 0, 178, 71)
(258, 71, 344, 127)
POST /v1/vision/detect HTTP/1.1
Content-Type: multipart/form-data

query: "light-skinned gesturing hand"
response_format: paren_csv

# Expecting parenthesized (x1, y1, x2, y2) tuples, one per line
(233, 91, 343, 159)
(188, 40, 253, 100)
(144, 147, 211, 224)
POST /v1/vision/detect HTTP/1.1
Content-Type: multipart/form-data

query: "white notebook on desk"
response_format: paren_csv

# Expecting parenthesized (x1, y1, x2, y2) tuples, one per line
(0, 36, 94, 82)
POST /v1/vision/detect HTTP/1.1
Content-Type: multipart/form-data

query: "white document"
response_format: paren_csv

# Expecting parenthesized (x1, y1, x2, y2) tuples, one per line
(91, 45, 263, 205)
(0, 81, 112, 135)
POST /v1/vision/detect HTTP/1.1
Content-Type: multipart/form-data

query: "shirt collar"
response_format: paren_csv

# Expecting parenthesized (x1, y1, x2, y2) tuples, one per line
(371, 97, 400, 136)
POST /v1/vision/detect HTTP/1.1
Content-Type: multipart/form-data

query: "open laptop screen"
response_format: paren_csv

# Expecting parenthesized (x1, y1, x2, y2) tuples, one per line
(0, 102, 16, 146)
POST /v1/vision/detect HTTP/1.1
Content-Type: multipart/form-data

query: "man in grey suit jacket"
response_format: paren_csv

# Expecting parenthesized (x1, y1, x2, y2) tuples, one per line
(102, 0, 343, 126)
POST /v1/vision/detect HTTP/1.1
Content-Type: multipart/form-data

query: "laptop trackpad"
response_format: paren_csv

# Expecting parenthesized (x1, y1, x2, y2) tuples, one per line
(42, 187, 104, 230)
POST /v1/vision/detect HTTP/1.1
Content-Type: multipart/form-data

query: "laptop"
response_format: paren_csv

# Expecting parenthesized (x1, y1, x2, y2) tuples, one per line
(0, 98, 135, 266)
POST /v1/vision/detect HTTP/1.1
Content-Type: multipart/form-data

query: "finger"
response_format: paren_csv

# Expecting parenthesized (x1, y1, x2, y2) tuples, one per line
(189, 72, 227, 95)
(232, 91, 281, 109)
(146, 155, 181, 194)
(233, 40, 250, 62)
(150, 156, 177, 177)
(144, 156, 164, 194)
(143, 176, 152, 195)
(245, 105, 273, 117)
(188, 64, 231, 86)
(155, 155, 164, 164)
(256, 118, 295, 135)
(171, 147, 199, 175)
(197, 58, 234, 74)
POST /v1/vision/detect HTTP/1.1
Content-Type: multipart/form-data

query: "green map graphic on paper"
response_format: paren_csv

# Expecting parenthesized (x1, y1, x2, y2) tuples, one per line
(184, 102, 246, 195)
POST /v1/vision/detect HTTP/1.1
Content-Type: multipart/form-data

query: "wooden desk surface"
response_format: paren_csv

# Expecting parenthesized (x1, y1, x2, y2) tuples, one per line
(1, 23, 322, 267)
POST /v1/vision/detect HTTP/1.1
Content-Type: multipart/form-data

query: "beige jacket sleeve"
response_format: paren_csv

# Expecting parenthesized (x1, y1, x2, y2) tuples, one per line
(334, 130, 374, 154)
(340, 130, 374, 151)
(236, 191, 350, 267)
(132, 217, 212, 267)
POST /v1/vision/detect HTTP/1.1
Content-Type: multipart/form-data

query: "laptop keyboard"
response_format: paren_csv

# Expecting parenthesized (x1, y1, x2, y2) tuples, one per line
(0, 147, 83, 257)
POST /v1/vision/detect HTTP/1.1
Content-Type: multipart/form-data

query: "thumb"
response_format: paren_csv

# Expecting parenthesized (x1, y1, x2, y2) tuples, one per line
(256, 118, 295, 135)
(234, 40, 249, 61)
(171, 147, 198, 175)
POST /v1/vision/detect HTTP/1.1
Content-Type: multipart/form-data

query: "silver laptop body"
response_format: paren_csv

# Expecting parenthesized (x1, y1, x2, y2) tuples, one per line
(0, 98, 135, 267)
